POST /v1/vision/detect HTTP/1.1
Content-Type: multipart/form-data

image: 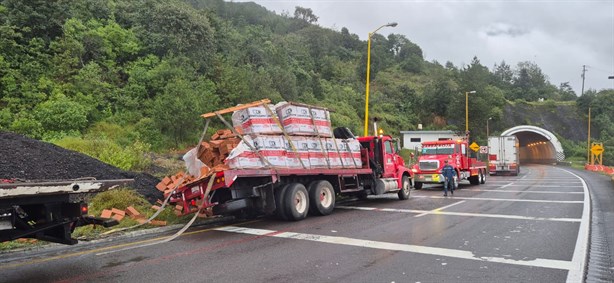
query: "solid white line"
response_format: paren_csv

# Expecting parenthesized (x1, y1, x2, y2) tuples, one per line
(559, 169, 590, 283)
(415, 200, 466, 217)
(335, 206, 581, 223)
(411, 195, 583, 204)
(465, 189, 584, 194)
(214, 226, 573, 271)
(500, 183, 513, 188)
(503, 185, 582, 188)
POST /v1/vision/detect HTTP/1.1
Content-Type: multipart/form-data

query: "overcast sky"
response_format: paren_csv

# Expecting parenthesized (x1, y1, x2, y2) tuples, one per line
(234, 0, 614, 95)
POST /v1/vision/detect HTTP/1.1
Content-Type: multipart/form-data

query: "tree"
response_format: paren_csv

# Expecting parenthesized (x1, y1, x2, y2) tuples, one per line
(293, 6, 318, 23)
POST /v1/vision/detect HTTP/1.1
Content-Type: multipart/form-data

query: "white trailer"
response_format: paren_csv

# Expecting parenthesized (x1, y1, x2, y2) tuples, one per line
(487, 136, 520, 176)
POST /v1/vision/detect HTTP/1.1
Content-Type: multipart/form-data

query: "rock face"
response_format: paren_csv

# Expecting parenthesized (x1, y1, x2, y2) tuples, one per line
(0, 131, 162, 203)
(502, 101, 587, 141)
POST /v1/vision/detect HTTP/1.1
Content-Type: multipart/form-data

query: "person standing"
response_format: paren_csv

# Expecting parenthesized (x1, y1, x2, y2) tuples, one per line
(442, 160, 456, 196)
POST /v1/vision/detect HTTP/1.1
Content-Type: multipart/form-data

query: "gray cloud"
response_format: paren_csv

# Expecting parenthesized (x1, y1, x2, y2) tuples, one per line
(484, 23, 529, 37)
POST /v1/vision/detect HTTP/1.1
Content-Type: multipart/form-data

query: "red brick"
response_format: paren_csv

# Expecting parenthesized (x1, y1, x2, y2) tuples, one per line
(125, 206, 140, 217)
(112, 214, 124, 221)
(100, 209, 113, 218)
(156, 182, 167, 192)
(175, 205, 184, 212)
(111, 208, 125, 216)
(161, 176, 172, 185)
(151, 205, 161, 211)
(136, 218, 148, 224)
(150, 220, 167, 226)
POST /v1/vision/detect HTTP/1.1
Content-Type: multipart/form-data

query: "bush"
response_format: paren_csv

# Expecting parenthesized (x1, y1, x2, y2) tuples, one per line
(54, 136, 152, 171)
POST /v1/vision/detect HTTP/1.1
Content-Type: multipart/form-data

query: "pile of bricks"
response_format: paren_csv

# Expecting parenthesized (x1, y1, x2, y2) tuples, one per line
(155, 171, 196, 198)
(100, 206, 167, 226)
(197, 128, 241, 169)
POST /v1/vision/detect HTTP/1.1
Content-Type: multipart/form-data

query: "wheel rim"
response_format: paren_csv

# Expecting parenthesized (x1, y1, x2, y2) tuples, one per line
(319, 187, 333, 208)
(295, 190, 308, 214)
(403, 179, 410, 194)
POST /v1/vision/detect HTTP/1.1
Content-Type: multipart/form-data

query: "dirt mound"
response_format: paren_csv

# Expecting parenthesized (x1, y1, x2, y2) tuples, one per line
(0, 131, 162, 203)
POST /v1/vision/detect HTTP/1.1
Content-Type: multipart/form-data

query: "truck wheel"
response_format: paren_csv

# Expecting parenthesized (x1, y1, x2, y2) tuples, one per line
(397, 175, 410, 200)
(283, 183, 309, 221)
(469, 175, 479, 185)
(274, 184, 289, 220)
(414, 182, 423, 190)
(480, 170, 486, 184)
(308, 180, 335, 216)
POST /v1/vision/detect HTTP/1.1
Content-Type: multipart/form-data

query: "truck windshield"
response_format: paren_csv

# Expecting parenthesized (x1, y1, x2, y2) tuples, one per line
(421, 145, 454, 155)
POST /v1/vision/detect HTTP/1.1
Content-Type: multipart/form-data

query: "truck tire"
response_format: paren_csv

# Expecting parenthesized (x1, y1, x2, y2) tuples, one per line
(282, 183, 309, 221)
(274, 184, 289, 220)
(469, 175, 479, 185)
(480, 170, 486, 184)
(414, 182, 423, 190)
(397, 175, 410, 200)
(308, 180, 335, 216)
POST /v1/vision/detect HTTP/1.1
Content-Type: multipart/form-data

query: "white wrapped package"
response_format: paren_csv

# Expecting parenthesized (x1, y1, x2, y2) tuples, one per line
(336, 139, 363, 168)
(226, 135, 286, 169)
(306, 137, 328, 168)
(285, 137, 311, 169)
(323, 138, 343, 168)
(276, 103, 332, 137)
(231, 104, 282, 135)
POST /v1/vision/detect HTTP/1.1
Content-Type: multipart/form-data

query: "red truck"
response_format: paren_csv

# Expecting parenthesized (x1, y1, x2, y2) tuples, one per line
(412, 139, 487, 190)
(171, 133, 412, 221)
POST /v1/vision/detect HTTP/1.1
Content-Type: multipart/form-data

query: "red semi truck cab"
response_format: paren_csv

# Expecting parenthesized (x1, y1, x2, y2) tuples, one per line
(411, 139, 487, 190)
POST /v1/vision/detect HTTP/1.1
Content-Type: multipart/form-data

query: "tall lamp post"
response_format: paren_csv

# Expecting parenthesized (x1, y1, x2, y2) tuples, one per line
(486, 117, 493, 138)
(363, 22, 398, 137)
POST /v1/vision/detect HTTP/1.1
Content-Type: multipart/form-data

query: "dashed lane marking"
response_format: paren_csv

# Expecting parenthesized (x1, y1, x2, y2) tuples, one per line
(214, 226, 574, 271)
(411, 195, 583, 204)
(414, 200, 466, 217)
(336, 205, 581, 222)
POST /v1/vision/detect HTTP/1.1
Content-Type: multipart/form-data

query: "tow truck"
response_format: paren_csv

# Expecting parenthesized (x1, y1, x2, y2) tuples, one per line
(412, 139, 487, 190)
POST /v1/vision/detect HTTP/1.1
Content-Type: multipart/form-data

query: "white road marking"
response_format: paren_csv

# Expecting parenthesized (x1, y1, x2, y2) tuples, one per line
(500, 183, 513, 188)
(411, 195, 583, 204)
(415, 201, 466, 218)
(502, 185, 582, 188)
(465, 189, 583, 194)
(558, 169, 590, 283)
(214, 226, 574, 271)
(336, 205, 580, 223)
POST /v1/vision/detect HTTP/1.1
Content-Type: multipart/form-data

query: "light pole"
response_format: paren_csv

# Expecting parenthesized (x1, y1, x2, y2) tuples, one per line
(486, 117, 492, 138)
(465, 90, 476, 133)
(363, 22, 398, 137)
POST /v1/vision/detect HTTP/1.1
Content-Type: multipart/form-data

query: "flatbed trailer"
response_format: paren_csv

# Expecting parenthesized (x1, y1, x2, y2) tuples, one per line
(0, 179, 132, 245)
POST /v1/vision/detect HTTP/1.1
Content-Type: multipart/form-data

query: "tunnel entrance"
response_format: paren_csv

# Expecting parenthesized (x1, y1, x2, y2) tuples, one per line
(500, 125, 564, 164)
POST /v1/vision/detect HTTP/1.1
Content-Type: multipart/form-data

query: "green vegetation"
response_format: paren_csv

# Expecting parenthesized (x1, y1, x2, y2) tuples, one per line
(73, 188, 187, 239)
(0, 0, 612, 165)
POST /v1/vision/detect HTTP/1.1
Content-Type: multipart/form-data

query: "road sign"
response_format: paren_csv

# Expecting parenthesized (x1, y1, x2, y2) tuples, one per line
(591, 144, 604, 155)
(479, 146, 488, 154)
(470, 142, 480, 152)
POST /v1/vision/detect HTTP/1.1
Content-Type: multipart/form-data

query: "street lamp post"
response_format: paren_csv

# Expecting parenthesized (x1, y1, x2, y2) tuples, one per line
(465, 90, 476, 133)
(363, 22, 398, 137)
(486, 117, 492, 138)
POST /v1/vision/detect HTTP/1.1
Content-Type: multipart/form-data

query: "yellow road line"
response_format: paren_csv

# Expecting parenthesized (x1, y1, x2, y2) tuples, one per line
(2, 219, 260, 270)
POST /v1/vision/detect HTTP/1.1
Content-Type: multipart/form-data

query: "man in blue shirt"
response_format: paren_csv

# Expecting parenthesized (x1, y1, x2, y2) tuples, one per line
(441, 160, 456, 196)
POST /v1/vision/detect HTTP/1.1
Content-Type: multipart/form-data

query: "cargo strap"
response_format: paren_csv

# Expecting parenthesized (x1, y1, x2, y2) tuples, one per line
(263, 104, 307, 169)
(307, 106, 331, 169)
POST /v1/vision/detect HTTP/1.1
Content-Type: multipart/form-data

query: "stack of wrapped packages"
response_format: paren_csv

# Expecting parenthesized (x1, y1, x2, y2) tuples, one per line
(225, 102, 362, 170)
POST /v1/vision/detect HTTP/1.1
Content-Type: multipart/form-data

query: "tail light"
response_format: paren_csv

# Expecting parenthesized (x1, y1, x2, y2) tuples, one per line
(80, 203, 88, 215)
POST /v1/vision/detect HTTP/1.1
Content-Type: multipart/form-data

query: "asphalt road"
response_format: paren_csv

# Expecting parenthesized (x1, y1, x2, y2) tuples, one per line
(1, 164, 611, 283)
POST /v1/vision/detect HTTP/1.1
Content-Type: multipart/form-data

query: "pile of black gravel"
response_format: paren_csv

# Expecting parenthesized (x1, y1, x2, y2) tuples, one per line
(0, 131, 162, 203)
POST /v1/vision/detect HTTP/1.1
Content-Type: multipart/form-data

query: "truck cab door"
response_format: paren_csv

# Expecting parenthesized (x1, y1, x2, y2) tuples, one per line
(382, 139, 397, 177)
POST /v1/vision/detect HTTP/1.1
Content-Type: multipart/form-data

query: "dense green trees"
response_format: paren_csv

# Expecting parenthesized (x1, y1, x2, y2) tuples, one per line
(0, 0, 612, 165)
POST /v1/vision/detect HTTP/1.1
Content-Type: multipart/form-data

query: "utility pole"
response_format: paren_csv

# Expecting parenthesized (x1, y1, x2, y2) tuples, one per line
(581, 65, 586, 96)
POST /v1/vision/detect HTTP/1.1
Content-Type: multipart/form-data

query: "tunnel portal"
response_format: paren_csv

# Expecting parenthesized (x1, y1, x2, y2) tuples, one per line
(500, 125, 564, 164)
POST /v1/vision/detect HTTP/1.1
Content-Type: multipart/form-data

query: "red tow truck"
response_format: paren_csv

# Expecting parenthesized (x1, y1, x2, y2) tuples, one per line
(171, 133, 412, 221)
(412, 139, 487, 190)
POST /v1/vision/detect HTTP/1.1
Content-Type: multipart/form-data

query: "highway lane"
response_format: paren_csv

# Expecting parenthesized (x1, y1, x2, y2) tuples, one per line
(0, 164, 595, 282)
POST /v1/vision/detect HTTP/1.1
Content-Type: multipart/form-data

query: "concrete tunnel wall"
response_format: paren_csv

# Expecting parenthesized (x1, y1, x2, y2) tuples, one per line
(500, 125, 565, 163)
